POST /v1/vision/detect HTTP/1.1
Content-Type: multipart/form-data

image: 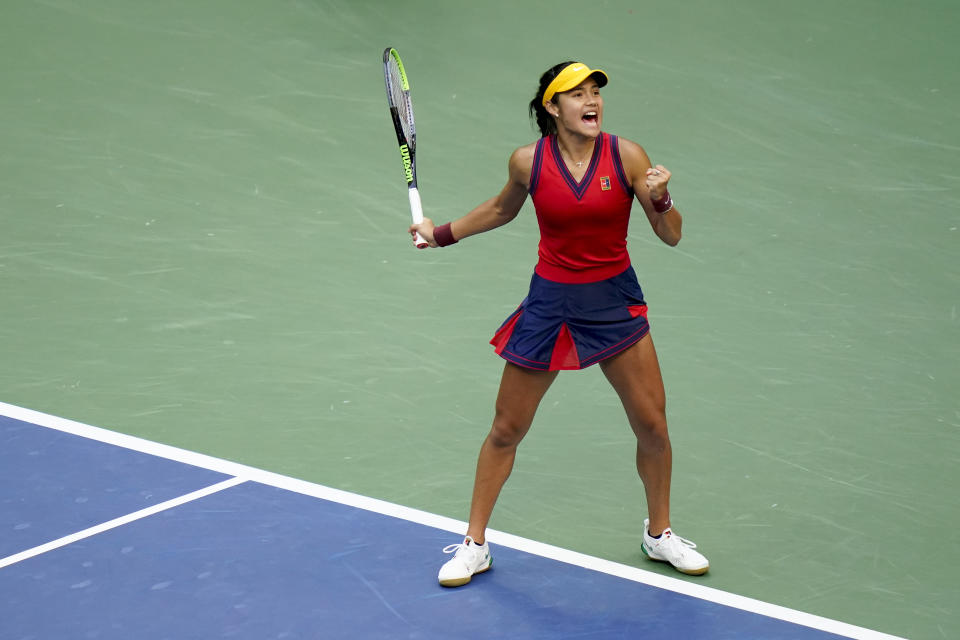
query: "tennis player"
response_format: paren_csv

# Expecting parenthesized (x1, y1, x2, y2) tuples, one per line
(411, 61, 709, 586)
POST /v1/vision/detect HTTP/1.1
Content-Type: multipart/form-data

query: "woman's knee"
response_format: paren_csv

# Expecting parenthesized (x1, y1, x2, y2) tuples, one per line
(487, 410, 532, 448)
(630, 408, 670, 443)
(488, 364, 555, 448)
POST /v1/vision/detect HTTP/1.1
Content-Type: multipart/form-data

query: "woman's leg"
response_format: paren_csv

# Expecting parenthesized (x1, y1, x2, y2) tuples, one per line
(598, 334, 672, 535)
(465, 362, 559, 543)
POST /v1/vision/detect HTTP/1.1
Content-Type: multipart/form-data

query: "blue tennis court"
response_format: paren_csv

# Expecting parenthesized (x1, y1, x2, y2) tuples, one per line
(1, 403, 903, 639)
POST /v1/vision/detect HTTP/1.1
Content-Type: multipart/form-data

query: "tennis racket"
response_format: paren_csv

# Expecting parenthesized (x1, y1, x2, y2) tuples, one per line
(382, 47, 427, 248)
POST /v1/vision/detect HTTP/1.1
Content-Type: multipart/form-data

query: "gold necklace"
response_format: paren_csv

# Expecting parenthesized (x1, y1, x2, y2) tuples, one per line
(559, 142, 593, 168)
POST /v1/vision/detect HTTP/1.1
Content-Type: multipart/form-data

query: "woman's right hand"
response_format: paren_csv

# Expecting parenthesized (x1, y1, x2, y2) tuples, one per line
(410, 217, 437, 248)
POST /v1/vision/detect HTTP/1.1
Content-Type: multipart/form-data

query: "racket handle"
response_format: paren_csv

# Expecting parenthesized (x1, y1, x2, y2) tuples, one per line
(408, 187, 428, 248)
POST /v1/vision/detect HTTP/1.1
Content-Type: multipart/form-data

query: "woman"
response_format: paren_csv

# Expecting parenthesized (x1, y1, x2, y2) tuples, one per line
(410, 61, 709, 586)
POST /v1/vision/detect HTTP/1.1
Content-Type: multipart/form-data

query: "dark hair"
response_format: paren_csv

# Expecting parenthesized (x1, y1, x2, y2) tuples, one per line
(528, 61, 575, 138)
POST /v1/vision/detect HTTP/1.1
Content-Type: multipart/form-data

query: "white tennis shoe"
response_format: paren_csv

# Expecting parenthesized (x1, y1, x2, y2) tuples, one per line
(438, 536, 492, 587)
(641, 518, 709, 576)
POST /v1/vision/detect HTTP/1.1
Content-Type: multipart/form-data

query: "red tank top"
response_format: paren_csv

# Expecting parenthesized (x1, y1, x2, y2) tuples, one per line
(529, 132, 635, 284)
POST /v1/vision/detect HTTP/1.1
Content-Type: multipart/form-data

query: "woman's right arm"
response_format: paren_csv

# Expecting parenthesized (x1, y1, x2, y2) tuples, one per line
(410, 143, 534, 247)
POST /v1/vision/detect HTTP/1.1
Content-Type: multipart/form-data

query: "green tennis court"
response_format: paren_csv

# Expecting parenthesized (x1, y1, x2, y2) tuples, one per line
(2, 1, 957, 638)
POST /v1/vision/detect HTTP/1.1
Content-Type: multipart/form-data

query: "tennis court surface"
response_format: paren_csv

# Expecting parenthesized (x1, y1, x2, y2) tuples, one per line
(1, 403, 903, 639)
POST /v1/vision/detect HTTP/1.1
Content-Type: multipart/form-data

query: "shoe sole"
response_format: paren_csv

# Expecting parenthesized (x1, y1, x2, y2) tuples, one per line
(438, 563, 491, 588)
(641, 543, 709, 576)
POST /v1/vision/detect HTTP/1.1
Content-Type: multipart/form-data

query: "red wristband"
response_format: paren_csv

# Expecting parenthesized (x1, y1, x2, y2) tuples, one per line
(433, 222, 458, 247)
(651, 190, 673, 214)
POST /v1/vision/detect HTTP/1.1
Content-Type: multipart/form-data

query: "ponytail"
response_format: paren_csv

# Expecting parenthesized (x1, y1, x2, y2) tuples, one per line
(528, 61, 575, 138)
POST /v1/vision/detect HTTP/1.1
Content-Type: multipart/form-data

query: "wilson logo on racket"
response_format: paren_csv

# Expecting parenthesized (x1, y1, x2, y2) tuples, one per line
(400, 144, 413, 183)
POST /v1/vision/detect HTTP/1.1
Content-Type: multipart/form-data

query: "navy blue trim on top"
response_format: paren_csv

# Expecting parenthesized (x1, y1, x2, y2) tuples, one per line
(550, 133, 604, 201)
(610, 135, 634, 197)
(528, 137, 547, 195)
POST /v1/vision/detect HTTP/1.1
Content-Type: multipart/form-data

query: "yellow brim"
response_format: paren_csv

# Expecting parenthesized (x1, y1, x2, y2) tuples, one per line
(542, 63, 609, 106)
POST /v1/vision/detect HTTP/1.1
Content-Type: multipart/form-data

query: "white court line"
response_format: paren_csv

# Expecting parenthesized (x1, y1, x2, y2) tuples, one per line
(0, 476, 246, 570)
(0, 401, 905, 640)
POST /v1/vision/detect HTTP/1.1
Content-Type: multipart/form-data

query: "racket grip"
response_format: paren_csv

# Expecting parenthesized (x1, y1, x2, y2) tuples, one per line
(408, 187, 428, 248)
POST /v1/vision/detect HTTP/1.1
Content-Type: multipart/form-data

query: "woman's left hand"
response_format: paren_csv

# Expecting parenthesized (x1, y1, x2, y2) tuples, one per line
(645, 164, 671, 200)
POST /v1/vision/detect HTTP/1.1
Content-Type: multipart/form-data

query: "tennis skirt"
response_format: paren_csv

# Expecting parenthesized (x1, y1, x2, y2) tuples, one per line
(490, 265, 650, 371)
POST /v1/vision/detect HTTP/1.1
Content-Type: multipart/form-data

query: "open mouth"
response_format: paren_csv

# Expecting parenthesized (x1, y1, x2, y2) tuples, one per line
(582, 111, 599, 124)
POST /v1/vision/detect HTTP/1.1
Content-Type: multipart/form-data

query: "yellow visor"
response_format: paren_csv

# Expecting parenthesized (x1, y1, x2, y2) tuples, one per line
(542, 63, 609, 106)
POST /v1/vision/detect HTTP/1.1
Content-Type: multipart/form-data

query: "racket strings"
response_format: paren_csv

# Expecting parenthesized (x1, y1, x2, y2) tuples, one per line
(386, 58, 415, 144)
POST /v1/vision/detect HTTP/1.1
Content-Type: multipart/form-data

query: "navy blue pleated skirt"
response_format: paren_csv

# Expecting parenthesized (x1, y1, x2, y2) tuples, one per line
(490, 265, 650, 371)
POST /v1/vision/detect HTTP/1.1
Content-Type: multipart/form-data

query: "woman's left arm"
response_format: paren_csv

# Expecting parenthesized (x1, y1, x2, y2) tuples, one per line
(618, 138, 683, 247)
